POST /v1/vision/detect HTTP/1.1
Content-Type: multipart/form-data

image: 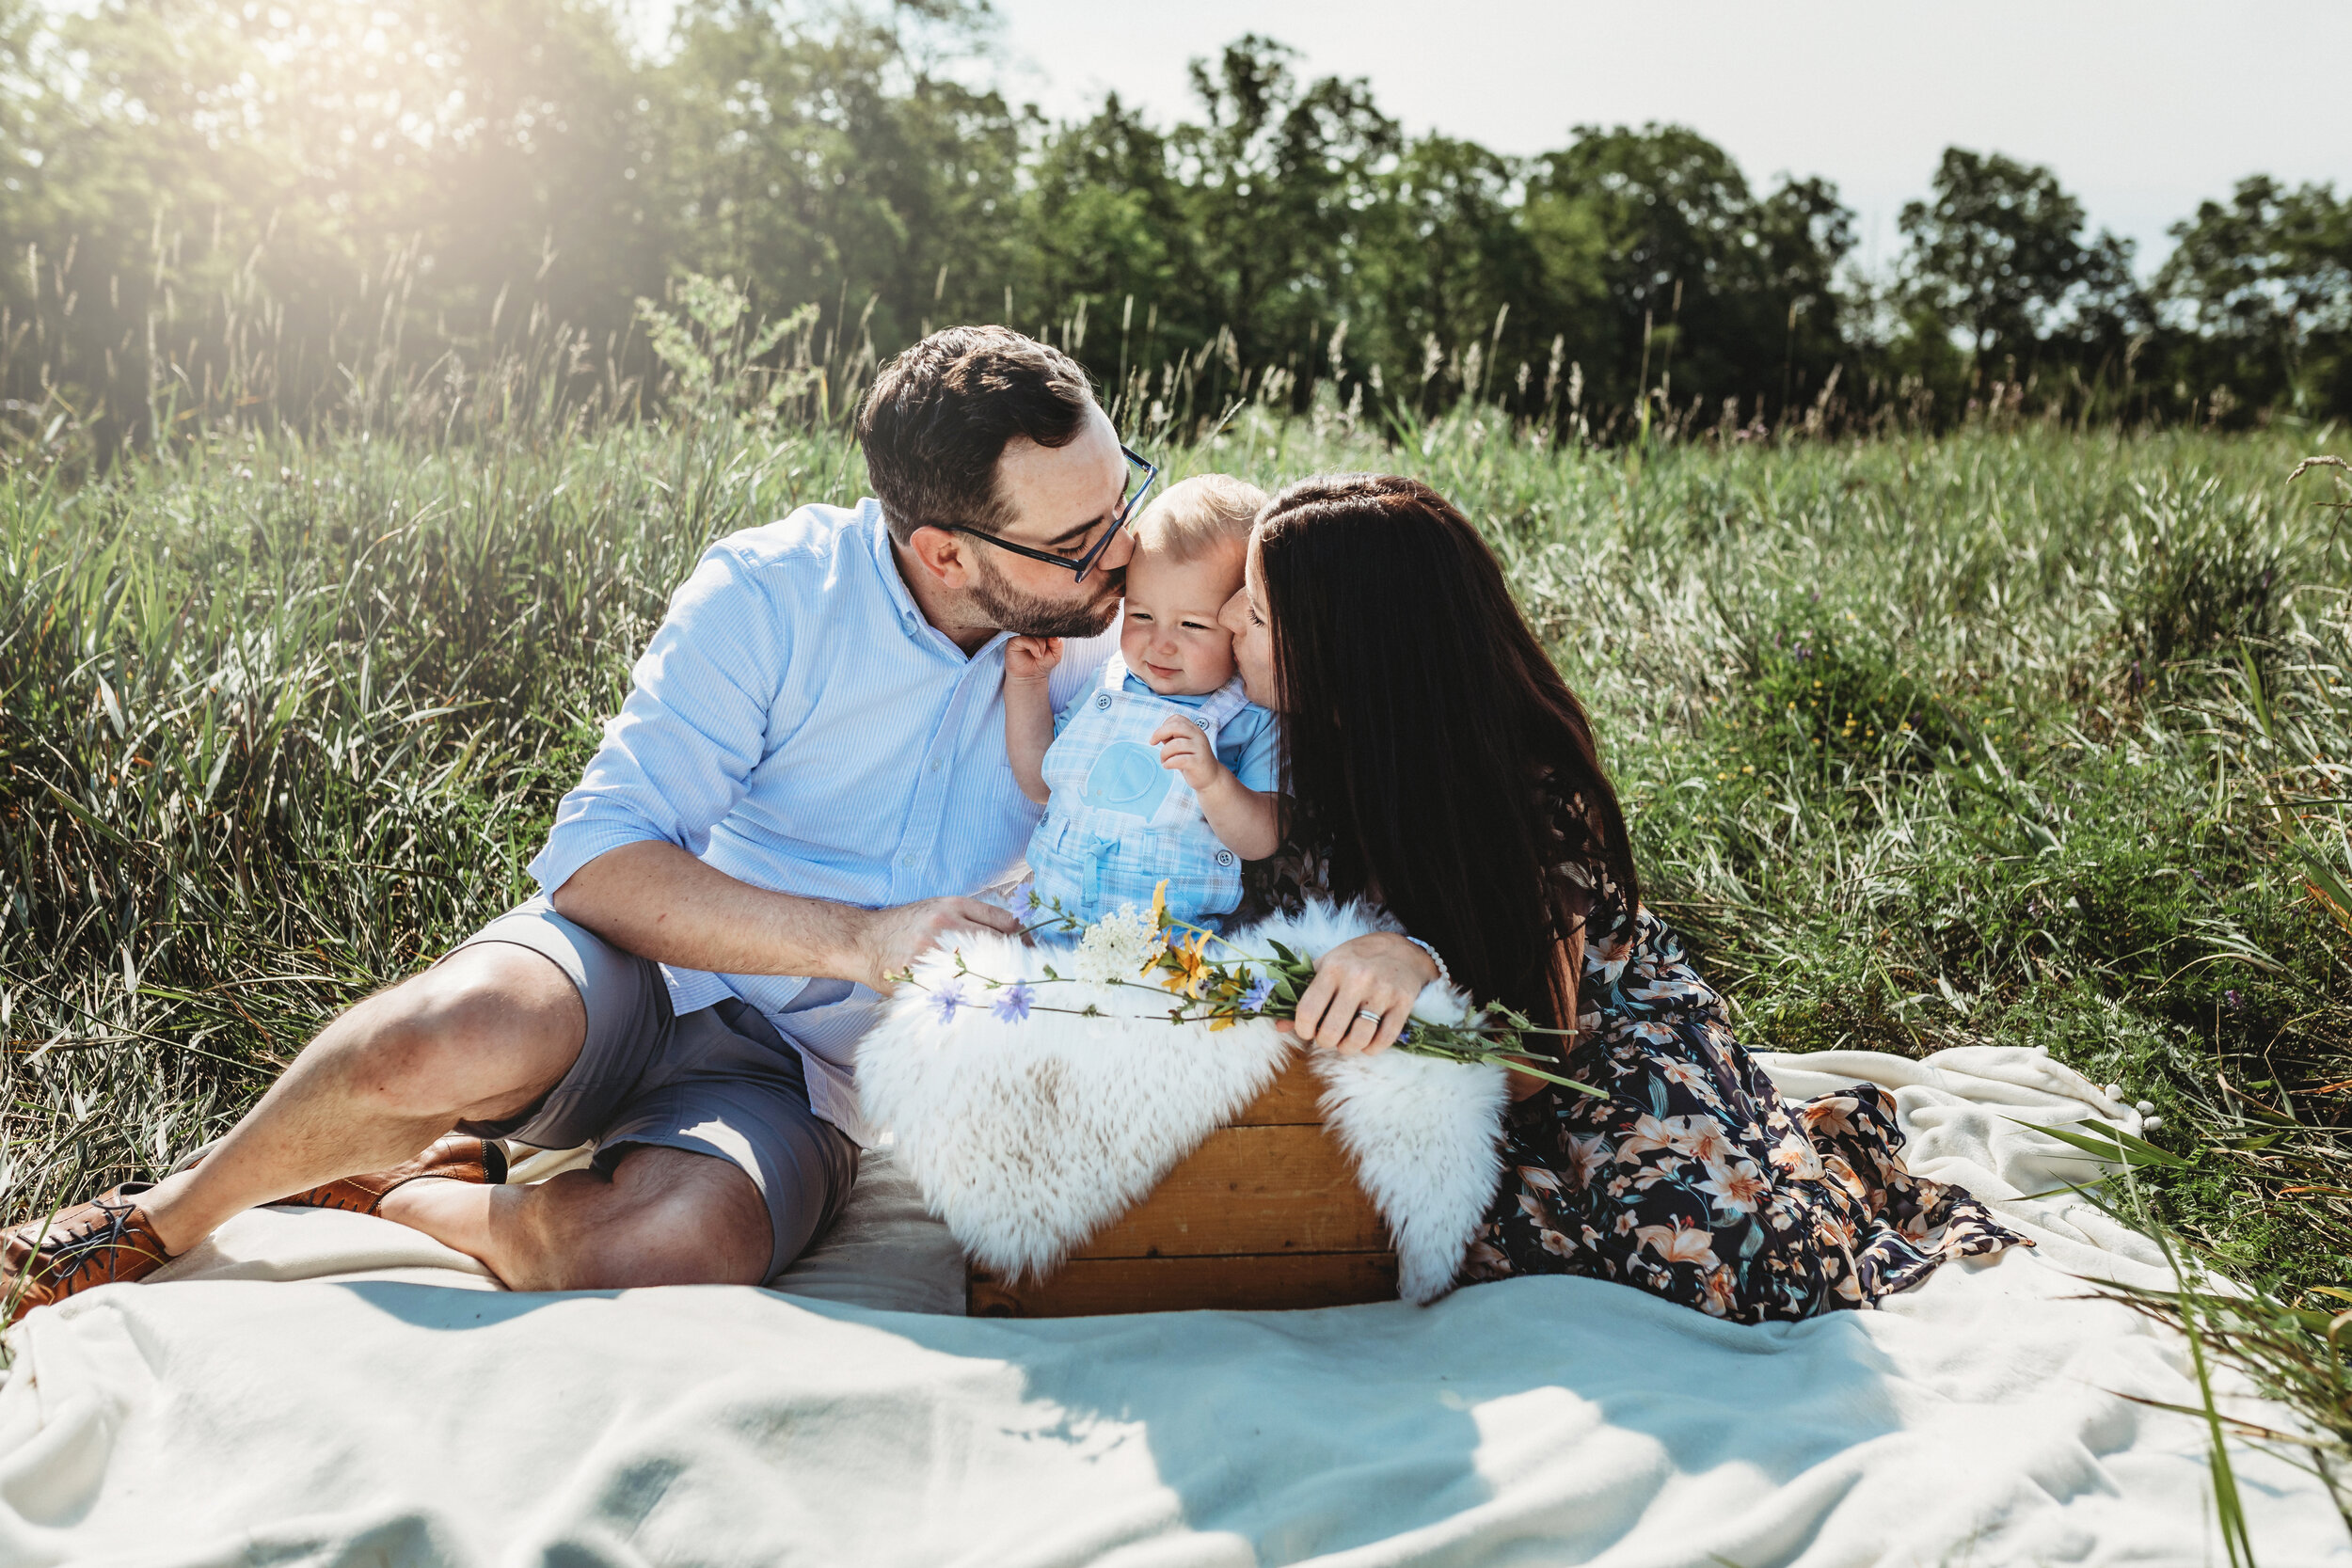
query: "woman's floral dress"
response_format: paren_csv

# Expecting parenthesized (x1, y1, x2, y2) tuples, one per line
(1246, 794, 2029, 1324)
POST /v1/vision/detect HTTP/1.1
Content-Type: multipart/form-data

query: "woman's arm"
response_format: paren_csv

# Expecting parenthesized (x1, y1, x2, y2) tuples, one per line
(1280, 932, 1436, 1054)
(1291, 917, 1584, 1097)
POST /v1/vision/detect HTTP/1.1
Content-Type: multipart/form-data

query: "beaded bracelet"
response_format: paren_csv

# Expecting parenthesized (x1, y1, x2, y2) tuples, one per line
(1403, 935, 1451, 989)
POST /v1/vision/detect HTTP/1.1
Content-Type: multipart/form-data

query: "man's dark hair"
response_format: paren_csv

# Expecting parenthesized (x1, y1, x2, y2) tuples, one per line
(857, 326, 1097, 546)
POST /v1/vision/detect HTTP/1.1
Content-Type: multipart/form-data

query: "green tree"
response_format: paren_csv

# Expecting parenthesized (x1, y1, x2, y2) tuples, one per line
(2157, 175, 2352, 419)
(1521, 124, 1855, 425)
(1024, 93, 1193, 375)
(1349, 134, 1545, 410)
(1163, 36, 1397, 381)
(652, 0, 1026, 352)
(0, 0, 653, 448)
(1899, 148, 2099, 375)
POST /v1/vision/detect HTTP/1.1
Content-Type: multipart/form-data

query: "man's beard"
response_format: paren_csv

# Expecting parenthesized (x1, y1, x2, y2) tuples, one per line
(969, 551, 1124, 639)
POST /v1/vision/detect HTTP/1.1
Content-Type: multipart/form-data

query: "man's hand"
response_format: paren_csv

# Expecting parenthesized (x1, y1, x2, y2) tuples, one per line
(1005, 636, 1063, 685)
(850, 895, 1025, 993)
(1150, 714, 1225, 791)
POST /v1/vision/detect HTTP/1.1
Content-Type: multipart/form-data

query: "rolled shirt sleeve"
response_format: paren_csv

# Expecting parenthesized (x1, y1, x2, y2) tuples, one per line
(528, 543, 791, 897)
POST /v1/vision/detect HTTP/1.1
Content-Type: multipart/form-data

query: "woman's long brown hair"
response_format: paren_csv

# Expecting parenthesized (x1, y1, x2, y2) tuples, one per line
(1258, 473, 1639, 1033)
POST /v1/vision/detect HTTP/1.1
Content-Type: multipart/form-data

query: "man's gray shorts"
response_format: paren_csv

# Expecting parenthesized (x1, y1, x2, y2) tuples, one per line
(449, 895, 858, 1277)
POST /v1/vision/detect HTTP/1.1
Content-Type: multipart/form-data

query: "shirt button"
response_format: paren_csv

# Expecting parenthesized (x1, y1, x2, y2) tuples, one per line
(900, 854, 917, 869)
(1095, 693, 1112, 710)
(1216, 849, 1235, 867)
(1191, 716, 1209, 731)
(928, 759, 942, 773)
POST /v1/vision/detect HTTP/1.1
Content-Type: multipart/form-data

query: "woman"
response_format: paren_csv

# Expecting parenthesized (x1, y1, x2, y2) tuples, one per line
(1216, 473, 2026, 1323)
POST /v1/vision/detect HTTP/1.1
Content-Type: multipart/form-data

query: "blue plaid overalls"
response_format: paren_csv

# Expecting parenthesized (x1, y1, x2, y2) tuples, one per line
(1026, 654, 1259, 929)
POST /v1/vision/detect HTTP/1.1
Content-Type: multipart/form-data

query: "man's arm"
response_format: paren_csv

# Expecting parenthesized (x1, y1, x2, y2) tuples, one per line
(532, 539, 1015, 990)
(550, 841, 1019, 993)
(1003, 636, 1062, 805)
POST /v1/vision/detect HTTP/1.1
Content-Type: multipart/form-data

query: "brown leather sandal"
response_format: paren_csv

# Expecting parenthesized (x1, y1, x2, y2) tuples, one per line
(271, 1134, 509, 1215)
(2, 1185, 176, 1323)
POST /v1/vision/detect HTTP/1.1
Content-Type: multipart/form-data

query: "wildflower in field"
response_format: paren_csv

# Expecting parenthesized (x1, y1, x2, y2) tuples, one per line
(991, 983, 1034, 1023)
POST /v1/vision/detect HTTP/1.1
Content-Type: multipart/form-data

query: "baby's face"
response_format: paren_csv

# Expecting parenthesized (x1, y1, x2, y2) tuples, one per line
(1120, 546, 1244, 696)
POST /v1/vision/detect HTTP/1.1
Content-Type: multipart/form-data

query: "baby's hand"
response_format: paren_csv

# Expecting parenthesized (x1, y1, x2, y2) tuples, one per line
(1150, 714, 1225, 790)
(1005, 636, 1063, 684)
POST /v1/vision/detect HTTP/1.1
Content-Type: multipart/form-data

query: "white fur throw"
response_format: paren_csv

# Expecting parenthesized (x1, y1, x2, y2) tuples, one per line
(857, 900, 1510, 1305)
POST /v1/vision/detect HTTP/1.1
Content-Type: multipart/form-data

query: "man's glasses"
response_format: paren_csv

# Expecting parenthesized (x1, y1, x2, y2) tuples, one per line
(944, 446, 1159, 582)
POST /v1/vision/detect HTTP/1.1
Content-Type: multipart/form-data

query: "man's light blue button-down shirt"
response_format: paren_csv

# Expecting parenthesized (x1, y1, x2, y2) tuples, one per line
(528, 499, 1111, 1145)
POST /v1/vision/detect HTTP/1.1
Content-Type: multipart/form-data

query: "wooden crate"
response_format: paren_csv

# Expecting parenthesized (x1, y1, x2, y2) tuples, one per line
(966, 1057, 1399, 1316)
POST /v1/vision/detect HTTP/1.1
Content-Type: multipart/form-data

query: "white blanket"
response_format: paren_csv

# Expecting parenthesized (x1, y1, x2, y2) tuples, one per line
(0, 1046, 2344, 1566)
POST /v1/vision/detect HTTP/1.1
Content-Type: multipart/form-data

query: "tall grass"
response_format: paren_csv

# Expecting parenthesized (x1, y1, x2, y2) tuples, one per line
(1, 379, 2346, 1518)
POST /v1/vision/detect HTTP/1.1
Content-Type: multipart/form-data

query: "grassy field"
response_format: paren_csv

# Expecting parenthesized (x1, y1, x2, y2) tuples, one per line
(3, 406, 2349, 1496)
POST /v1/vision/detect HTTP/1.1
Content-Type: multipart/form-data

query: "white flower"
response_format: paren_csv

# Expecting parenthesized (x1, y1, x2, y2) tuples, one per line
(1069, 904, 1163, 990)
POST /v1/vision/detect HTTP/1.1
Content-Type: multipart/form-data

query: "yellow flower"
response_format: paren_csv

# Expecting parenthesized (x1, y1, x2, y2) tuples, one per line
(1149, 880, 1169, 930)
(1160, 938, 1208, 998)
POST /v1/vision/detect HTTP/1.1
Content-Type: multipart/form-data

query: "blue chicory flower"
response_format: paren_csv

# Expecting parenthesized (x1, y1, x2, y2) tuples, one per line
(992, 982, 1035, 1023)
(1239, 975, 1276, 1013)
(932, 980, 967, 1022)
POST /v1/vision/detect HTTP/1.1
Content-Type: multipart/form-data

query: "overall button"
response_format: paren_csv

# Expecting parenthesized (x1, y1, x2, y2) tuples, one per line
(1094, 692, 1113, 710)
(1215, 849, 1235, 867)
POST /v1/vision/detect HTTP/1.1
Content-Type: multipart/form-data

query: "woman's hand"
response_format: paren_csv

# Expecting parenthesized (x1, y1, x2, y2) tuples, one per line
(1281, 932, 1438, 1055)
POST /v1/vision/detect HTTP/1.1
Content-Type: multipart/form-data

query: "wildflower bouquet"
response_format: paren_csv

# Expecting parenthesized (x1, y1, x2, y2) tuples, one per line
(896, 881, 1603, 1098)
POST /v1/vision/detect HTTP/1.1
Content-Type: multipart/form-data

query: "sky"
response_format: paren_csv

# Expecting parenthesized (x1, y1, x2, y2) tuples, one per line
(980, 0, 2352, 279)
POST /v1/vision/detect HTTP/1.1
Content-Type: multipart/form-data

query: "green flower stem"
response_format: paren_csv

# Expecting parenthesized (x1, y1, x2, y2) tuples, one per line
(902, 962, 1609, 1099)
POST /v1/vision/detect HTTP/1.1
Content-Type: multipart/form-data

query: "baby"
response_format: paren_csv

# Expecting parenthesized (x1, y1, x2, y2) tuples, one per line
(1005, 474, 1282, 932)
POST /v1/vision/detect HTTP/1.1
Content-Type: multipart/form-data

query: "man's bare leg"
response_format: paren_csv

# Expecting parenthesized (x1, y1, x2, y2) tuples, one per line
(135, 943, 586, 1258)
(381, 1146, 773, 1290)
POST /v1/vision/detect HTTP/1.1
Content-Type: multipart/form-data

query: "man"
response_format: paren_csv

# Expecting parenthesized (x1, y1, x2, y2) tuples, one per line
(2, 326, 1145, 1308)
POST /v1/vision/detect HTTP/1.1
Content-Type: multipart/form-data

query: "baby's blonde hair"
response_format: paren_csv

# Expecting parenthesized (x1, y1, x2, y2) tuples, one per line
(1130, 474, 1267, 565)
